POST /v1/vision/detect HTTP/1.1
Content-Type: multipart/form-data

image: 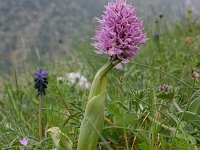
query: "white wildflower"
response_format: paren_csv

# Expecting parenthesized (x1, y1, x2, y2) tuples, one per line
(57, 72, 91, 90)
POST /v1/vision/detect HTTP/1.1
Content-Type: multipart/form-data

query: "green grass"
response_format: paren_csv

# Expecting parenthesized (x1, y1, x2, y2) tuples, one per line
(0, 20, 200, 150)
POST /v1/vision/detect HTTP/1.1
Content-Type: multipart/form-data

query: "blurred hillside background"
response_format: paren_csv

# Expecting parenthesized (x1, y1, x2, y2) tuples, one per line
(0, 0, 199, 75)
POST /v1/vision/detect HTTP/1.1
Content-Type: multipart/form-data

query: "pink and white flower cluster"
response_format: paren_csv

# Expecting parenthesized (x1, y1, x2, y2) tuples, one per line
(92, 0, 148, 61)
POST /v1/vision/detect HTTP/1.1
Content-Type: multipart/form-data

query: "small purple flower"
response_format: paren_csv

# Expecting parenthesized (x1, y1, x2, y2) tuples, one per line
(34, 68, 48, 80)
(34, 68, 48, 95)
(159, 85, 169, 93)
(92, 0, 148, 61)
(19, 137, 28, 146)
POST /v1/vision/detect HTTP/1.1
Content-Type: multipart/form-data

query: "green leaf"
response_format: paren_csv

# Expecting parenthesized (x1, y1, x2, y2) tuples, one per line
(78, 76, 107, 150)
(177, 111, 200, 129)
(139, 142, 153, 150)
(123, 112, 138, 128)
(113, 114, 124, 127)
(106, 103, 121, 115)
(78, 60, 120, 150)
(116, 101, 129, 111)
(133, 89, 147, 100)
(135, 130, 151, 144)
(189, 97, 200, 114)
(47, 127, 73, 150)
(78, 91, 106, 150)
(161, 138, 167, 150)
(157, 92, 174, 100)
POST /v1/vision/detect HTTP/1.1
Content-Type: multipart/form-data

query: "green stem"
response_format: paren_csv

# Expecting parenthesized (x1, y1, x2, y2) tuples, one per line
(88, 59, 120, 101)
(39, 93, 43, 140)
(173, 99, 182, 112)
(148, 116, 176, 132)
(78, 59, 120, 150)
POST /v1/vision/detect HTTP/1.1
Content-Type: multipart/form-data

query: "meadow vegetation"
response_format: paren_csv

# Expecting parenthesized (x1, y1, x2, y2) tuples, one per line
(0, 13, 200, 150)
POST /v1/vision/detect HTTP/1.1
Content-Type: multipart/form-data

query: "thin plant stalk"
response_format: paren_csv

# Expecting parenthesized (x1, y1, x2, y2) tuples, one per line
(148, 116, 176, 132)
(39, 93, 44, 140)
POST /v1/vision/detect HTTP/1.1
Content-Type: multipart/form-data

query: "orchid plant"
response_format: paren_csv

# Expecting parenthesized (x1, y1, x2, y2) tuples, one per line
(78, 1, 147, 149)
(48, 0, 147, 149)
